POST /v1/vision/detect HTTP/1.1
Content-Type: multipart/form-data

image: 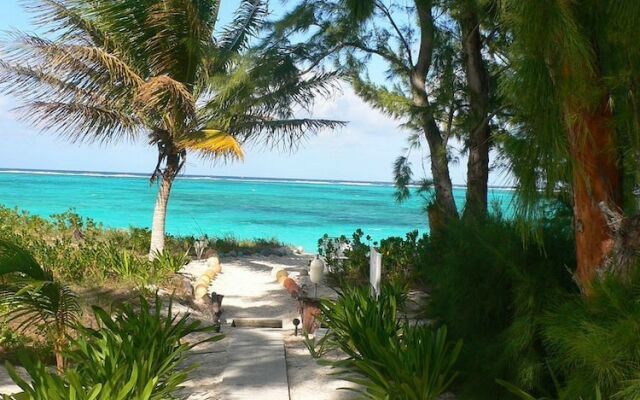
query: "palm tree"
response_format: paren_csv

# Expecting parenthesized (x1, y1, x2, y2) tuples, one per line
(0, 239, 80, 372)
(0, 0, 340, 258)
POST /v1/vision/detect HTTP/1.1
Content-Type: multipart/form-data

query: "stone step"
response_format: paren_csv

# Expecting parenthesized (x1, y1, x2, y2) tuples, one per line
(218, 328, 290, 400)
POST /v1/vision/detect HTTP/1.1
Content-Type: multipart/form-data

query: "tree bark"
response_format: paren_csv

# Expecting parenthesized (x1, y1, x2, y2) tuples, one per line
(411, 1, 459, 226)
(54, 340, 64, 374)
(568, 100, 622, 289)
(424, 117, 459, 227)
(458, 6, 491, 220)
(149, 152, 180, 260)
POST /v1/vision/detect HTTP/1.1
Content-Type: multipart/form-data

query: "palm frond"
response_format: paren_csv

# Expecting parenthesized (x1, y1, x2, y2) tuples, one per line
(3, 32, 144, 88)
(0, 32, 145, 143)
(144, 0, 217, 86)
(179, 129, 244, 161)
(134, 75, 196, 132)
(214, 0, 266, 67)
(0, 281, 80, 333)
(247, 67, 340, 115)
(25, 0, 120, 53)
(235, 117, 344, 149)
(0, 240, 80, 342)
(0, 240, 50, 281)
(0, 62, 104, 105)
(17, 101, 140, 144)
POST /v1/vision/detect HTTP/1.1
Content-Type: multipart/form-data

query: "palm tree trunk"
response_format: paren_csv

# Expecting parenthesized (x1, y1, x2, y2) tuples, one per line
(54, 319, 66, 373)
(54, 341, 64, 374)
(568, 100, 622, 290)
(459, 7, 491, 220)
(149, 153, 180, 260)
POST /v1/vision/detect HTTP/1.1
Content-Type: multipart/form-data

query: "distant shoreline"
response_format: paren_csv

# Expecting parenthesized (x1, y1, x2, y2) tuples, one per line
(0, 167, 517, 191)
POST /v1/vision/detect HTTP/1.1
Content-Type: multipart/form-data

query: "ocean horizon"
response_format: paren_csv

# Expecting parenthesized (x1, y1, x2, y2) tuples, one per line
(0, 168, 515, 252)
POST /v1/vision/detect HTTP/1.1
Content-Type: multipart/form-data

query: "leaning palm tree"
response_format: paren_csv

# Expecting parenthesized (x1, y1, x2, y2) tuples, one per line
(0, 239, 80, 373)
(0, 0, 340, 258)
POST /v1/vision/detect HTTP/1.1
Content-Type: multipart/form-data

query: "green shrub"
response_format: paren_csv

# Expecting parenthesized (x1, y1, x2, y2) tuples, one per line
(321, 284, 404, 359)
(318, 229, 424, 288)
(496, 378, 603, 400)
(99, 245, 142, 277)
(152, 250, 190, 274)
(3, 355, 136, 400)
(318, 229, 370, 287)
(0, 240, 80, 372)
(378, 230, 424, 284)
(422, 215, 577, 399)
(0, 207, 177, 285)
(126, 227, 152, 253)
(4, 294, 223, 400)
(540, 271, 640, 399)
(209, 235, 284, 255)
(320, 284, 461, 399)
(0, 324, 54, 366)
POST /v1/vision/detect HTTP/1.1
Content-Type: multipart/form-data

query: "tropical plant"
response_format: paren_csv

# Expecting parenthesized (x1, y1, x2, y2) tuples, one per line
(320, 284, 406, 360)
(318, 229, 425, 288)
(302, 330, 334, 359)
(151, 249, 190, 274)
(335, 324, 461, 400)
(0, 240, 80, 372)
(98, 245, 148, 280)
(318, 229, 371, 287)
(0, 0, 341, 259)
(499, 0, 640, 288)
(70, 295, 221, 398)
(210, 236, 284, 256)
(3, 294, 222, 400)
(3, 355, 147, 400)
(320, 284, 460, 399)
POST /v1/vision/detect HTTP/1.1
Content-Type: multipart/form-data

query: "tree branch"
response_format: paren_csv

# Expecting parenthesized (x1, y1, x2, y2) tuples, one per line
(342, 41, 411, 73)
(374, 0, 414, 66)
(301, 43, 344, 74)
(414, 0, 435, 77)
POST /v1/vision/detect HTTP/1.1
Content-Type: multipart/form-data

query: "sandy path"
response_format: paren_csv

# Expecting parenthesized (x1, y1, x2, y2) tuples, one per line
(189, 254, 354, 400)
(209, 256, 304, 323)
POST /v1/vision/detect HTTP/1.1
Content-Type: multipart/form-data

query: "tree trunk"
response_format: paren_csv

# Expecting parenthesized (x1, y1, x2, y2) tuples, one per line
(411, 1, 459, 229)
(568, 100, 622, 289)
(424, 117, 459, 229)
(54, 342, 64, 374)
(459, 7, 491, 220)
(149, 153, 180, 260)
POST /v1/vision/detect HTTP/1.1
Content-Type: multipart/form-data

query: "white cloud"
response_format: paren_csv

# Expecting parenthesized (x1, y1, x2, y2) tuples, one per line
(0, 78, 510, 185)
(0, 95, 16, 122)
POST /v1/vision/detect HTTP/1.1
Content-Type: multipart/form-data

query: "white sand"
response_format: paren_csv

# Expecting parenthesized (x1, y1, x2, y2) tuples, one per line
(284, 333, 358, 400)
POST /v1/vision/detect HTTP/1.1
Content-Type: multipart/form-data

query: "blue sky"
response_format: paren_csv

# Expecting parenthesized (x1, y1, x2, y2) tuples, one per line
(0, 1, 502, 184)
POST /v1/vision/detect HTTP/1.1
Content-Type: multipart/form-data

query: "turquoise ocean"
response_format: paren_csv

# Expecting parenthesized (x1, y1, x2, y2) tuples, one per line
(0, 169, 514, 253)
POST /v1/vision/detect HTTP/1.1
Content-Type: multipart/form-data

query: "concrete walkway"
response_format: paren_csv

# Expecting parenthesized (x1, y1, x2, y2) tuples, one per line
(218, 328, 290, 400)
